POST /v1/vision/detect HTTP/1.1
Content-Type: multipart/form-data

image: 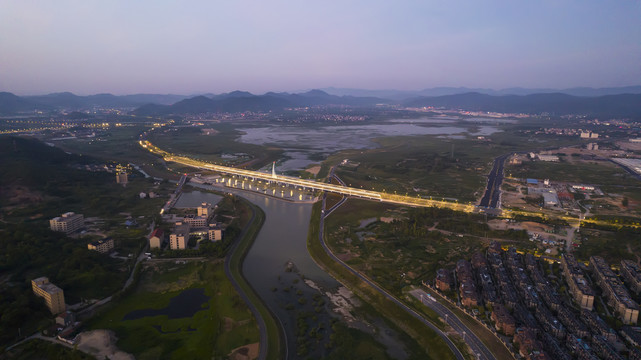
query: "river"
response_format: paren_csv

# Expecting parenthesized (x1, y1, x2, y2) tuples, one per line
(190, 184, 340, 358)
(188, 183, 410, 359)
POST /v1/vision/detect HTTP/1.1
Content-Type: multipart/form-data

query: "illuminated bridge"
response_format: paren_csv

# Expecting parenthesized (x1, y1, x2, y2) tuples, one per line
(140, 140, 476, 213)
(139, 140, 639, 229)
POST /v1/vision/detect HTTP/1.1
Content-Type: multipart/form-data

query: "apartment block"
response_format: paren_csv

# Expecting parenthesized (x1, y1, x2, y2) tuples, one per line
(87, 237, 114, 253)
(31, 277, 66, 315)
(561, 253, 595, 310)
(170, 222, 190, 250)
(590, 256, 639, 325)
(621, 260, 641, 295)
(49, 212, 84, 234)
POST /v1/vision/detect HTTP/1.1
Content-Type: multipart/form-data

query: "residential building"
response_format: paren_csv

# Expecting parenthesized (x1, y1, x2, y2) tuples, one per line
(208, 225, 222, 241)
(87, 238, 114, 253)
(561, 253, 595, 310)
(456, 259, 479, 307)
(491, 303, 516, 335)
(170, 222, 190, 250)
(590, 256, 639, 325)
(620, 260, 641, 295)
(31, 277, 66, 315)
(149, 228, 164, 249)
(197, 202, 213, 218)
(116, 172, 128, 185)
(49, 212, 84, 234)
(55, 311, 76, 327)
(435, 268, 453, 292)
(183, 214, 208, 228)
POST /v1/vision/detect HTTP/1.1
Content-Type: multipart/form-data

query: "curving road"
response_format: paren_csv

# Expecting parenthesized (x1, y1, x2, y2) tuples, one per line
(409, 289, 498, 360)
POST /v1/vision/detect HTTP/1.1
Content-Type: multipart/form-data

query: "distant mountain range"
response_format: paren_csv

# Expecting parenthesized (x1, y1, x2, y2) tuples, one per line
(131, 90, 387, 116)
(1, 86, 641, 117)
(319, 85, 641, 99)
(404, 92, 641, 117)
(0, 92, 189, 115)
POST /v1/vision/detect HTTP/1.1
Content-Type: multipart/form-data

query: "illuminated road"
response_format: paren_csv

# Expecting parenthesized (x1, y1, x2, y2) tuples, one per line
(140, 140, 476, 213)
(139, 140, 639, 230)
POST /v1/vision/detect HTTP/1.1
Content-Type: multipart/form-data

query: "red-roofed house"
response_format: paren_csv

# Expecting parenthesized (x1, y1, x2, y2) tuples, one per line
(149, 228, 164, 249)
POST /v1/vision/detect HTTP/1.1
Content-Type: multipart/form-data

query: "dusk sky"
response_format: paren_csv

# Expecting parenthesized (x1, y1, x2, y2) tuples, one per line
(1, 0, 639, 95)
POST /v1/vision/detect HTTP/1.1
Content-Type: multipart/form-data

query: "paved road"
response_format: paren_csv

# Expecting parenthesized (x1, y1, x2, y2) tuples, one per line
(409, 289, 498, 360)
(479, 154, 510, 208)
(223, 203, 270, 360)
(318, 193, 467, 360)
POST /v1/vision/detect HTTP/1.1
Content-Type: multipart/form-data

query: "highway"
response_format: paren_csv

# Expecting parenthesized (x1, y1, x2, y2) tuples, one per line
(479, 154, 509, 208)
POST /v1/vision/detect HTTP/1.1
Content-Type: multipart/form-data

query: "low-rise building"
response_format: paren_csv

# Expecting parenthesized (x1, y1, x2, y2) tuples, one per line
(49, 212, 84, 234)
(197, 202, 213, 218)
(87, 238, 114, 253)
(435, 268, 453, 292)
(116, 172, 128, 185)
(32, 277, 66, 315)
(170, 222, 190, 250)
(208, 225, 222, 242)
(55, 311, 76, 327)
(183, 214, 208, 228)
(456, 259, 479, 307)
(149, 228, 164, 249)
(491, 303, 516, 335)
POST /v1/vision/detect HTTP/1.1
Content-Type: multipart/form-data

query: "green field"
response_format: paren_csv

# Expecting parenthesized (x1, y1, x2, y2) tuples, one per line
(147, 125, 283, 169)
(307, 201, 457, 360)
(88, 260, 259, 359)
(323, 199, 530, 294)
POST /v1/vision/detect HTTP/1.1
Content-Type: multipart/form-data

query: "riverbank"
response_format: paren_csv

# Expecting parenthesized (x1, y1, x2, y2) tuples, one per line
(225, 198, 283, 360)
(306, 201, 458, 360)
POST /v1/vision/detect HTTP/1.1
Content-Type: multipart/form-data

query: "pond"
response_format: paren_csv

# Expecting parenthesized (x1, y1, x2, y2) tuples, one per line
(123, 288, 209, 321)
(174, 191, 223, 208)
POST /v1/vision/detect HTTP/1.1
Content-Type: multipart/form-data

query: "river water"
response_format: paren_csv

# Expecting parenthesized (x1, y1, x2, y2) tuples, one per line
(190, 184, 340, 358)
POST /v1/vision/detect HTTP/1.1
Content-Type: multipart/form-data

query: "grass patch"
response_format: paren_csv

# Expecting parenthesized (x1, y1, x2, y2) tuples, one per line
(147, 125, 283, 170)
(307, 201, 456, 360)
(87, 260, 259, 359)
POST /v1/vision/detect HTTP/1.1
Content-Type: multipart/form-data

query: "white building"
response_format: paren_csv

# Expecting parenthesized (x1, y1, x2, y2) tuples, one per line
(50, 212, 84, 234)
